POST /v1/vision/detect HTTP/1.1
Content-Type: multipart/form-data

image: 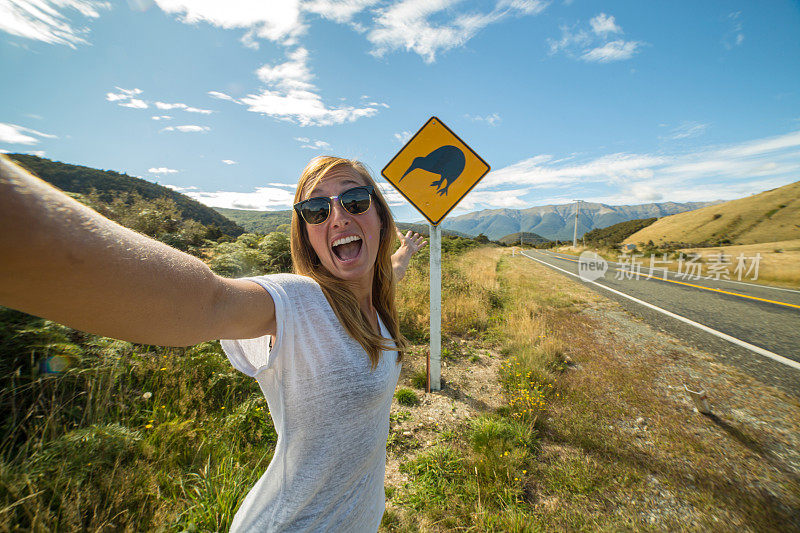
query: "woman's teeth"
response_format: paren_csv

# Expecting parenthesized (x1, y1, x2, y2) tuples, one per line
(332, 235, 362, 261)
(332, 235, 361, 247)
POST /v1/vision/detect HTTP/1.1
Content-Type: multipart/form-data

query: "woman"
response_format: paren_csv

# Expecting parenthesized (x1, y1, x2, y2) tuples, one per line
(0, 154, 426, 531)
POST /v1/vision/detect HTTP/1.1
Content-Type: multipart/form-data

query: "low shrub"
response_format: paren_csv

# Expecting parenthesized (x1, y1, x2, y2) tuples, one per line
(394, 388, 419, 407)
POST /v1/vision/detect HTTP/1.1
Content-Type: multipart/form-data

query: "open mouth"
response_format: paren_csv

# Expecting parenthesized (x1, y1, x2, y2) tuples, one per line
(331, 235, 362, 261)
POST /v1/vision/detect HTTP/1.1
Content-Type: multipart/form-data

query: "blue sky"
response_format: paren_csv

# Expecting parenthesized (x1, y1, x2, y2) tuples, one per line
(2, 0, 799, 222)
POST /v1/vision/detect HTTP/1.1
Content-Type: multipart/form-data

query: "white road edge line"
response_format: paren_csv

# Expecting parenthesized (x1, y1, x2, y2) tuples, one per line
(545, 251, 800, 294)
(521, 251, 800, 372)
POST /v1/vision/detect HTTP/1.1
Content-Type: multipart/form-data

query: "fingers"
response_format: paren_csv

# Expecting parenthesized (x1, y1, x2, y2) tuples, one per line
(396, 230, 428, 250)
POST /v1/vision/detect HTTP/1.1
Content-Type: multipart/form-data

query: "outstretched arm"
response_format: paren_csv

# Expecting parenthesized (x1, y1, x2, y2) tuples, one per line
(0, 155, 275, 346)
(391, 230, 427, 281)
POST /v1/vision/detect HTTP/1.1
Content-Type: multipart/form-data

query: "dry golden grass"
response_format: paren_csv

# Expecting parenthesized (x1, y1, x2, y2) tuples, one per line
(678, 239, 800, 287)
(397, 247, 503, 341)
(388, 247, 800, 532)
(550, 242, 800, 288)
(623, 180, 800, 246)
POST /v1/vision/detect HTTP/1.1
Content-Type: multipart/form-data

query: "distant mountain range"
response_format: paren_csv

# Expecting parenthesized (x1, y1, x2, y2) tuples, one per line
(435, 201, 721, 241)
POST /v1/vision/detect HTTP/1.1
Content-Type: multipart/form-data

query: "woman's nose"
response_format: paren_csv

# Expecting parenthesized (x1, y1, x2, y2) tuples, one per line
(328, 199, 351, 227)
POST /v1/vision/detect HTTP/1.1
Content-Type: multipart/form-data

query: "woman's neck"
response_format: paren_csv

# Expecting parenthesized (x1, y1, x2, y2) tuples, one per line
(352, 279, 378, 331)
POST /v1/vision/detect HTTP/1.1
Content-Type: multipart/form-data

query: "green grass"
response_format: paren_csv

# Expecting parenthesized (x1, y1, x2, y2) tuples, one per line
(0, 308, 273, 530)
(394, 388, 419, 407)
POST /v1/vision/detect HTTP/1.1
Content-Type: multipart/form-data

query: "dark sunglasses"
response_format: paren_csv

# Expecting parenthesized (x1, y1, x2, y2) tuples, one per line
(294, 185, 375, 225)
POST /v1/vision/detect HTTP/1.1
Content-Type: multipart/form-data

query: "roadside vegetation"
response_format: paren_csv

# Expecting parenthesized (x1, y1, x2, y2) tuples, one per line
(0, 230, 289, 530)
(1, 185, 798, 530)
(383, 247, 800, 531)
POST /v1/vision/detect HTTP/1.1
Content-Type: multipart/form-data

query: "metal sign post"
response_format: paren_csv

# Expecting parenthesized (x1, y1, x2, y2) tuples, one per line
(382, 116, 489, 394)
(428, 223, 442, 391)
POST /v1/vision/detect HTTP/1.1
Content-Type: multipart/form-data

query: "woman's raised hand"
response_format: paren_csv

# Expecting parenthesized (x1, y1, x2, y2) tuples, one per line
(391, 230, 428, 281)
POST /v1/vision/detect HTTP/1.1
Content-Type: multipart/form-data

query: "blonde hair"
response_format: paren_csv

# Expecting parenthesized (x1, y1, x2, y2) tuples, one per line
(291, 156, 407, 368)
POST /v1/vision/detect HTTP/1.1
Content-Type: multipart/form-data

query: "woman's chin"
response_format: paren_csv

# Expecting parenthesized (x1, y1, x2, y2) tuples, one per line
(324, 251, 375, 284)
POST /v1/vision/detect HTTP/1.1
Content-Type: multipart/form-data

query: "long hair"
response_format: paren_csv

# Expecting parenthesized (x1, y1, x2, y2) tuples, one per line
(290, 156, 407, 368)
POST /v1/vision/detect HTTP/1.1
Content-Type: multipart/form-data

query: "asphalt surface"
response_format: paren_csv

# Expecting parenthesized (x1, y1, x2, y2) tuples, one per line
(519, 249, 800, 398)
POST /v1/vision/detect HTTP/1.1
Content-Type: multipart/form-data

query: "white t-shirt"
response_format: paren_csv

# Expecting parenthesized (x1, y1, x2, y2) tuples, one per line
(220, 274, 401, 532)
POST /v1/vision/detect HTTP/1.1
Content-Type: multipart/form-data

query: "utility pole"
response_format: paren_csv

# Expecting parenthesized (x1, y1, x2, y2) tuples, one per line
(572, 199, 581, 249)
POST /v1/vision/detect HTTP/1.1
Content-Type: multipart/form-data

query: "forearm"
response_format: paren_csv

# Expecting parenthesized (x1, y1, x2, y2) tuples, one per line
(0, 156, 227, 346)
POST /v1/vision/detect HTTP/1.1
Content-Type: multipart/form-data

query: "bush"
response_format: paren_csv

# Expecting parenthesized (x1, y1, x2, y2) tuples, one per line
(259, 232, 291, 273)
(394, 388, 420, 406)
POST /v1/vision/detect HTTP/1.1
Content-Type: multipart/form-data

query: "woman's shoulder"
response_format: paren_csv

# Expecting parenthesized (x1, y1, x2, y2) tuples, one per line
(250, 273, 318, 287)
(247, 273, 322, 301)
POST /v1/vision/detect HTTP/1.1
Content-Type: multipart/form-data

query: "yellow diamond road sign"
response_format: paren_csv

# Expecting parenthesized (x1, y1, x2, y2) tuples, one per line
(382, 116, 490, 226)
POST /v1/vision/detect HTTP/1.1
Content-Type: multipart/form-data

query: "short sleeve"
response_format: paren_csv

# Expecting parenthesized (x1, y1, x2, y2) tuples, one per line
(220, 276, 291, 377)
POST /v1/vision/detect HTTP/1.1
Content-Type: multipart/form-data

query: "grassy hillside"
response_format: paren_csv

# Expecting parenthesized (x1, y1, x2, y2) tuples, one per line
(213, 207, 292, 234)
(624, 181, 800, 246)
(583, 217, 657, 247)
(497, 231, 550, 245)
(8, 154, 243, 237)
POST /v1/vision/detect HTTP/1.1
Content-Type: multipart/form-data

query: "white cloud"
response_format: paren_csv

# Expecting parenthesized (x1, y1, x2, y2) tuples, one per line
(375, 182, 407, 207)
(268, 182, 298, 189)
(394, 131, 412, 144)
(152, 0, 305, 47)
(303, 0, 380, 23)
(161, 125, 211, 133)
(148, 167, 179, 174)
(106, 87, 149, 109)
(208, 90, 238, 102)
(222, 159, 237, 165)
(549, 14, 642, 63)
(164, 184, 198, 191)
(119, 98, 148, 109)
(294, 137, 331, 149)
(477, 130, 800, 207)
(581, 40, 640, 63)
(0, 0, 110, 47)
(723, 11, 744, 50)
(0, 123, 57, 145)
(465, 113, 501, 126)
(589, 13, 620, 36)
(665, 122, 709, 140)
(256, 47, 314, 90)
(452, 188, 531, 211)
(231, 47, 382, 126)
(108, 89, 214, 114)
(155, 101, 213, 114)
(481, 153, 663, 189)
(152, 0, 545, 58)
(626, 182, 662, 202)
(368, 0, 547, 63)
(184, 186, 297, 210)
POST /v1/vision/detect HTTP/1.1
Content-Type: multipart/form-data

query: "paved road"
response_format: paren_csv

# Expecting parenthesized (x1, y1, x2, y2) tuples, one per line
(519, 249, 800, 398)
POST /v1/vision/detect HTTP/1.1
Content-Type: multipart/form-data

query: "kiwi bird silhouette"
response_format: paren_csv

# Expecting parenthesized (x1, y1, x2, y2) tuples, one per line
(400, 145, 466, 196)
